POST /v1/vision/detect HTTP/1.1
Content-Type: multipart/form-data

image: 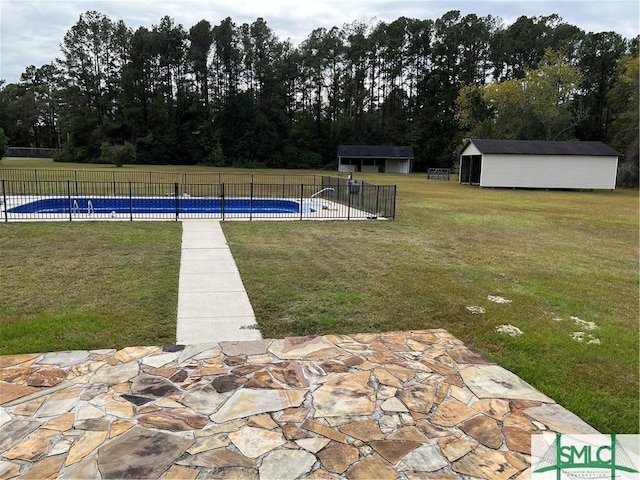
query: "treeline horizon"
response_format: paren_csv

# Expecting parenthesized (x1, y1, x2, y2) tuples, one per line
(0, 10, 638, 180)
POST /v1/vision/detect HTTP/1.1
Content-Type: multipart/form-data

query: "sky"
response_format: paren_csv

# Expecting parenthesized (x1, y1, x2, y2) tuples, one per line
(1, 0, 638, 84)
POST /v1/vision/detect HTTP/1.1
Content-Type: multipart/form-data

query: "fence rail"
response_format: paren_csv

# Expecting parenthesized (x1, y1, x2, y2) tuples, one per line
(6, 147, 61, 158)
(1, 177, 396, 222)
(0, 168, 321, 187)
(426, 168, 451, 180)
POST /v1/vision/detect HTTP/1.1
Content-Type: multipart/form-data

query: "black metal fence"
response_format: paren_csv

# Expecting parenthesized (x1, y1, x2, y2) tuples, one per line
(0, 176, 396, 222)
(0, 168, 321, 186)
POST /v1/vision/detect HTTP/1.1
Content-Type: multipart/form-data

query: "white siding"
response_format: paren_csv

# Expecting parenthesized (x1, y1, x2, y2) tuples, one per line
(385, 159, 410, 173)
(338, 159, 410, 173)
(480, 154, 618, 189)
(460, 143, 482, 156)
(338, 163, 356, 173)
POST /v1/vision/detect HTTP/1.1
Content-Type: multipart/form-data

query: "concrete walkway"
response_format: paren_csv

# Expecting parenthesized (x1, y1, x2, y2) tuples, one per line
(176, 220, 262, 344)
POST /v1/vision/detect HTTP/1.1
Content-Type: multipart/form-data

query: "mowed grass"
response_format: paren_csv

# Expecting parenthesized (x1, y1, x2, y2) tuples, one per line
(0, 222, 182, 353)
(0, 159, 638, 433)
(222, 175, 639, 433)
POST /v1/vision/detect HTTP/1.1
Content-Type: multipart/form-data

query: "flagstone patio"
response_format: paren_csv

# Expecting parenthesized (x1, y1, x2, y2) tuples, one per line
(0, 329, 597, 479)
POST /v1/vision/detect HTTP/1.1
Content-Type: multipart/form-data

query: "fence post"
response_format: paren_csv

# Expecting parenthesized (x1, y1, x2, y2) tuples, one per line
(67, 180, 72, 222)
(300, 184, 304, 221)
(221, 183, 225, 221)
(391, 185, 397, 219)
(250, 182, 254, 221)
(112, 171, 116, 196)
(74, 170, 78, 196)
(174, 182, 179, 221)
(347, 184, 351, 220)
(34, 169, 39, 196)
(129, 181, 133, 221)
(375, 185, 380, 216)
(2, 180, 7, 222)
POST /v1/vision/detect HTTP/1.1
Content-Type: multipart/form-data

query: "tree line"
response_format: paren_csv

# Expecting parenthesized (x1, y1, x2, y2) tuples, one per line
(0, 10, 637, 183)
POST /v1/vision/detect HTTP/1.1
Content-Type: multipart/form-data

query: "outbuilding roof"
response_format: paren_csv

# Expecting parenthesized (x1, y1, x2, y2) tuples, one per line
(465, 139, 620, 157)
(338, 145, 414, 158)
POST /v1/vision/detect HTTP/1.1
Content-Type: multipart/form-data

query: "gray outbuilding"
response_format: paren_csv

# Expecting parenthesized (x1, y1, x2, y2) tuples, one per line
(459, 139, 620, 190)
(338, 145, 414, 174)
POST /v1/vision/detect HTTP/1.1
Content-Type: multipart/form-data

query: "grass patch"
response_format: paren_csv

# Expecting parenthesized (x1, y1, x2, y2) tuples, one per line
(0, 222, 181, 353)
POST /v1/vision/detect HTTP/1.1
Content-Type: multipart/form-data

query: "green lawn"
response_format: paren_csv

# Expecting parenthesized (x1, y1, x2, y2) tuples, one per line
(0, 222, 182, 353)
(222, 175, 639, 434)
(0, 159, 638, 433)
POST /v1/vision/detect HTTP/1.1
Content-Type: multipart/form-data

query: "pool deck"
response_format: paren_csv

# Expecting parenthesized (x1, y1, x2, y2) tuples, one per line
(1, 196, 377, 222)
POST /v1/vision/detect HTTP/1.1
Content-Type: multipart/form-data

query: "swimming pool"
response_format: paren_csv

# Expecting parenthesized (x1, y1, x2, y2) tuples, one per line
(7, 197, 313, 215)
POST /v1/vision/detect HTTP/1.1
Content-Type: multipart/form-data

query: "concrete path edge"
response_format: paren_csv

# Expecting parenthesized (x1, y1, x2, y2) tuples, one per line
(176, 220, 262, 344)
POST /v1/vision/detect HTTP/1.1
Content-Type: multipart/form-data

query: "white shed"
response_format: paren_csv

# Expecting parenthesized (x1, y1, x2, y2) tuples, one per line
(338, 145, 414, 174)
(459, 139, 620, 190)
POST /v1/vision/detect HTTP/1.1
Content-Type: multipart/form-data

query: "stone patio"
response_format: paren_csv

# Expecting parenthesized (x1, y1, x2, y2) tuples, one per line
(0, 329, 597, 479)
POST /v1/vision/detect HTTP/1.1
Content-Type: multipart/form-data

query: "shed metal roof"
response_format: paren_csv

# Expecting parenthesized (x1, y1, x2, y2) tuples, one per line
(338, 145, 414, 158)
(466, 139, 620, 157)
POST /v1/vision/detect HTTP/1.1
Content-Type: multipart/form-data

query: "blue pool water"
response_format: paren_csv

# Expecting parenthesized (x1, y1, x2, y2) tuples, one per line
(8, 197, 307, 214)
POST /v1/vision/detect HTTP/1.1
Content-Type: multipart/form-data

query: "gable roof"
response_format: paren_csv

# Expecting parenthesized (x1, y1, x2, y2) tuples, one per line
(338, 145, 414, 158)
(466, 139, 620, 157)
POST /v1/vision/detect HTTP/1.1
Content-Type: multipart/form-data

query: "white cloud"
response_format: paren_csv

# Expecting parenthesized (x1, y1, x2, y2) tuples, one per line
(1, 0, 638, 84)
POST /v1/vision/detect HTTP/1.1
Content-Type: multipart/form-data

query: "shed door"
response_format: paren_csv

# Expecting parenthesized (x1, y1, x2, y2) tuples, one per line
(460, 155, 482, 184)
(470, 155, 482, 184)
